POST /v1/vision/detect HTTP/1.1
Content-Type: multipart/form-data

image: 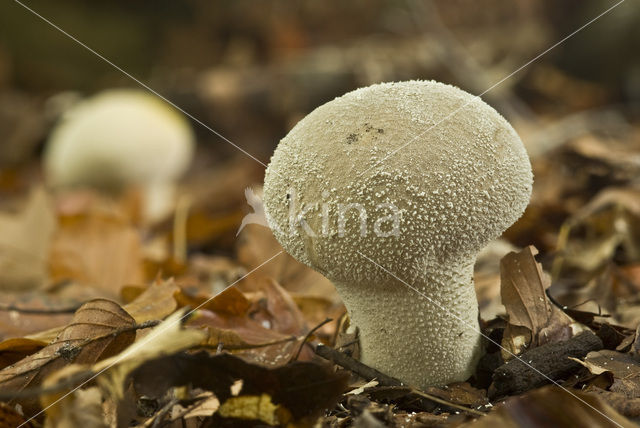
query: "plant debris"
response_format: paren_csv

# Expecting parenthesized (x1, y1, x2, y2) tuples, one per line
(1, 1, 640, 426)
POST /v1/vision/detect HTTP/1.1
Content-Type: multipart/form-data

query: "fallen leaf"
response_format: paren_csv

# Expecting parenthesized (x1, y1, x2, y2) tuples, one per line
(93, 308, 207, 401)
(554, 186, 640, 291)
(0, 187, 56, 290)
(187, 254, 247, 295)
(574, 350, 640, 399)
(182, 156, 265, 248)
(170, 391, 220, 420)
(49, 205, 144, 296)
(218, 393, 290, 425)
(570, 137, 640, 183)
(461, 385, 633, 428)
(423, 382, 488, 408)
(184, 282, 309, 366)
(500, 246, 575, 358)
(587, 387, 640, 420)
(131, 351, 348, 425)
(0, 338, 46, 370)
(237, 223, 339, 302)
(177, 282, 251, 316)
(292, 294, 345, 339)
(122, 279, 179, 324)
(0, 299, 136, 416)
(239, 277, 307, 335)
(0, 292, 74, 340)
(190, 309, 303, 367)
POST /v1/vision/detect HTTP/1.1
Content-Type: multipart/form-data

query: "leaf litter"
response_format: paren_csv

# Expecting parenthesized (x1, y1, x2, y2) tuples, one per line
(3, 147, 640, 427)
(1, 6, 640, 425)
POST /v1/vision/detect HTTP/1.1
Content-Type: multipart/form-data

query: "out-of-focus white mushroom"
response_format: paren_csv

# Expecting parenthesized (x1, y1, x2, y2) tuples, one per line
(263, 80, 532, 388)
(43, 89, 195, 221)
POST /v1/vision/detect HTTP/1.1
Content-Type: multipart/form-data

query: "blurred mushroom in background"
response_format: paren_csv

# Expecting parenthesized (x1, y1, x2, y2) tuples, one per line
(43, 89, 195, 222)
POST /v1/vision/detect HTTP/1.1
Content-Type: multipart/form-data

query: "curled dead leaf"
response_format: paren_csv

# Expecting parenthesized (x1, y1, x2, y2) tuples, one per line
(500, 246, 577, 358)
(0, 299, 136, 416)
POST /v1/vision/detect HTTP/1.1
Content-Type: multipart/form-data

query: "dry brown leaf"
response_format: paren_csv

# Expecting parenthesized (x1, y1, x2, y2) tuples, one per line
(0, 293, 75, 340)
(423, 382, 487, 408)
(0, 337, 47, 370)
(93, 308, 207, 400)
(236, 223, 339, 302)
(177, 282, 251, 316)
(177, 280, 308, 360)
(292, 295, 345, 339)
(500, 245, 575, 358)
(460, 385, 633, 428)
(203, 326, 260, 349)
(570, 136, 640, 181)
(587, 387, 640, 420)
(49, 206, 144, 296)
(170, 392, 220, 420)
(190, 309, 303, 366)
(0, 299, 136, 415)
(182, 157, 264, 247)
(181, 281, 310, 365)
(239, 277, 306, 335)
(217, 394, 287, 425)
(194, 311, 295, 345)
(122, 279, 179, 324)
(187, 254, 247, 295)
(573, 350, 640, 399)
(0, 187, 56, 290)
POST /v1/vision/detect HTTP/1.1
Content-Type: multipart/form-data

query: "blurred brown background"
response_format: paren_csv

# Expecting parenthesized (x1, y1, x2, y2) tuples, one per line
(0, 0, 638, 164)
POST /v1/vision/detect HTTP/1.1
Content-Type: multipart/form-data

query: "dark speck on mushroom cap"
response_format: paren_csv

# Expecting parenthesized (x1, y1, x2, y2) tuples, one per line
(263, 80, 532, 287)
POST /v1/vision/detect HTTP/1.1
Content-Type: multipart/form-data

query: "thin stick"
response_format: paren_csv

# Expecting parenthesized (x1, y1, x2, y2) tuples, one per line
(290, 318, 333, 362)
(314, 344, 486, 417)
(0, 304, 80, 314)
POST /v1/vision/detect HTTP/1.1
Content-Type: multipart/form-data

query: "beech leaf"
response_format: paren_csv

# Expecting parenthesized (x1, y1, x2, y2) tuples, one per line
(0, 299, 136, 415)
(500, 246, 575, 357)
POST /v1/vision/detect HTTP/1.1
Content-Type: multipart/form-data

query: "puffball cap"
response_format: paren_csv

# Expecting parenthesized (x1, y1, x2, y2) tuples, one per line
(44, 89, 194, 189)
(263, 81, 532, 285)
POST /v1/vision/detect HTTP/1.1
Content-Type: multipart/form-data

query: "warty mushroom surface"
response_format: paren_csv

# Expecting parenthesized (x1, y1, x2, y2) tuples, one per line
(263, 80, 532, 388)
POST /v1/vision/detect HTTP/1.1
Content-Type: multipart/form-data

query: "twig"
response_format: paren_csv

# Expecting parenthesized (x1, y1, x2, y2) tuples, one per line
(0, 320, 161, 400)
(149, 397, 179, 428)
(0, 370, 95, 400)
(314, 344, 485, 416)
(0, 303, 81, 314)
(314, 343, 402, 387)
(489, 330, 603, 398)
(173, 194, 192, 264)
(337, 339, 359, 351)
(290, 318, 333, 362)
(196, 335, 298, 351)
(369, 385, 486, 417)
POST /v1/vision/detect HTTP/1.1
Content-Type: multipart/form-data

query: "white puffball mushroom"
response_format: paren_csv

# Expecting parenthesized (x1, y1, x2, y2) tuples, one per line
(43, 89, 195, 220)
(263, 80, 532, 388)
